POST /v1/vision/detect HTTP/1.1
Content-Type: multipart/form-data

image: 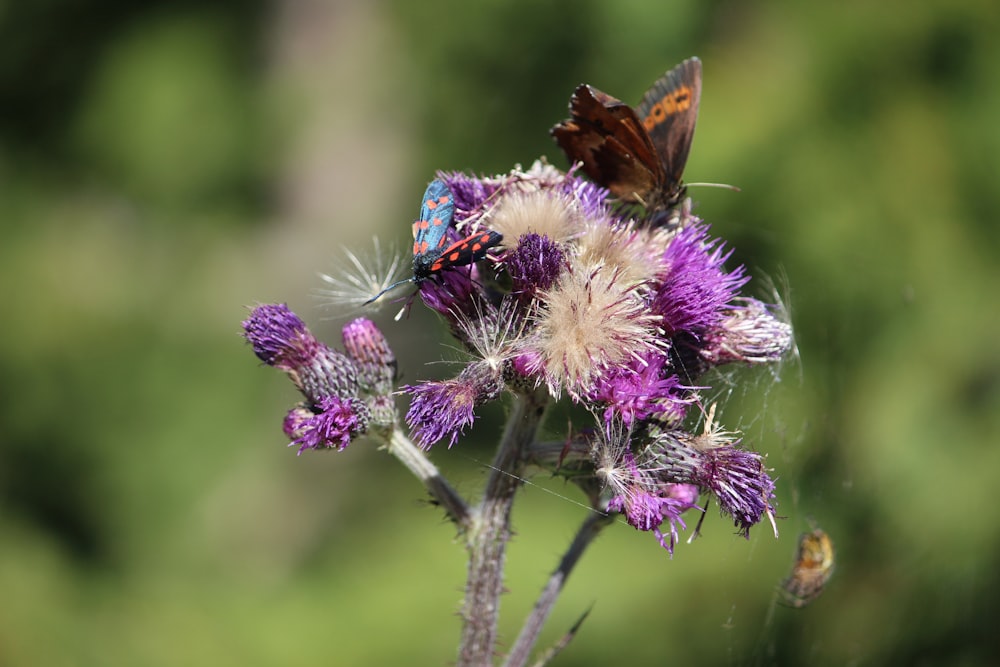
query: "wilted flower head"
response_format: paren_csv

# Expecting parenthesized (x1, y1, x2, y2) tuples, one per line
(487, 189, 581, 247)
(524, 260, 662, 399)
(699, 297, 794, 366)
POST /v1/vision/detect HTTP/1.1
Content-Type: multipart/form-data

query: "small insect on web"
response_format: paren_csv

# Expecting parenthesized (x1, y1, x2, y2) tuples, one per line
(778, 527, 835, 608)
(365, 180, 504, 305)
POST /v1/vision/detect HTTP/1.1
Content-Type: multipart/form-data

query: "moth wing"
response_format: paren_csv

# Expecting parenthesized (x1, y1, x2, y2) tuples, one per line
(413, 179, 457, 254)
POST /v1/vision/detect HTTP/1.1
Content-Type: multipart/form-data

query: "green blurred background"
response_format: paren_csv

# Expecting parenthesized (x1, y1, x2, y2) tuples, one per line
(2, 0, 998, 664)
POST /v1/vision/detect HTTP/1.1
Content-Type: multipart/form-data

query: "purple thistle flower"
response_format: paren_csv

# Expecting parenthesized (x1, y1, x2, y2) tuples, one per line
(588, 352, 692, 427)
(648, 429, 776, 538)
(557, 171, 611, 221)
(666, 482, 701, 507)
(284, 395, 372, 454)
(700, 445, 776, 537)
(608, 490, 691, 555)
(506, 233, 565, 295)
(283, 406, 314, 440)
(243, 303, 319, 370)
(507, 350, 544, 391)
(405, 380, 475, 449)
(416, 267, 506, 356)
(342, 317, 397, 395)
(404, 362, 504, 449)
(417, 262, 480, 316)
(601, 448, 698, 555)
(437, 171, 507, 222)
(243, 304, 372, 452)
(243, 304, 359, 404)
(650, 224, 749, 336)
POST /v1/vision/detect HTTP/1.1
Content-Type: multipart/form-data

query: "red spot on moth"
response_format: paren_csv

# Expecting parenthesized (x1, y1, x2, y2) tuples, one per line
(426, 195, 450, 210)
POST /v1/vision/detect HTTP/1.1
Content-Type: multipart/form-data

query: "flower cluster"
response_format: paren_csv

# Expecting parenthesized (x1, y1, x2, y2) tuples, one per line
(397, 162, 791, 551)
(242, 304, 397, 453)
(245, 159, 793, 553)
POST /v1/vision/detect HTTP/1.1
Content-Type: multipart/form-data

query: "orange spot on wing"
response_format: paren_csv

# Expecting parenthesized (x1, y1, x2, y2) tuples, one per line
(642, 85, 694, 131)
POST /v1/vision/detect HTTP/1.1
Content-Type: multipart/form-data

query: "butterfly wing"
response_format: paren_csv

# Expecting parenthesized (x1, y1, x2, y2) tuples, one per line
(551, 84, 664, 203)
(636, 57, 702, 207)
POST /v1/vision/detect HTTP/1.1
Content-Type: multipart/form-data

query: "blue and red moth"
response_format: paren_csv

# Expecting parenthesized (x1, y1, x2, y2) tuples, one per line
(366, 180, 503, 304)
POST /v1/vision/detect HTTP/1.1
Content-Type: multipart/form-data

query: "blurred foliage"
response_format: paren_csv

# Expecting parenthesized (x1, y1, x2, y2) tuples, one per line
(1, 0, 999, 665)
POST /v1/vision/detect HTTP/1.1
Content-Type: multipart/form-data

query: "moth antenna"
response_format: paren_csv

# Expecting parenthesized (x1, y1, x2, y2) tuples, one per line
(364, 277, 416, 306)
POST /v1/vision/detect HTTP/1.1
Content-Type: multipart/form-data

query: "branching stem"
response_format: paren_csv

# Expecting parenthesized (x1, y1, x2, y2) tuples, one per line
(457, 388, 549, 667)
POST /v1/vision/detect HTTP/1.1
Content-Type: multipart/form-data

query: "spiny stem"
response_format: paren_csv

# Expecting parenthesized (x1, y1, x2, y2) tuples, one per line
(386, 427, 471, 530)
(457, 388, 549, 667)
(502, 512, 614, 667)
(527, 606, 594, 667)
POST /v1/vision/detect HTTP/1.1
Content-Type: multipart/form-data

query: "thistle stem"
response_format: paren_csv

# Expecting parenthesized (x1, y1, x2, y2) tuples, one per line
(387, 427, 472, 530)
(457, 389, 549, 667)
(501, 512, 614, 667)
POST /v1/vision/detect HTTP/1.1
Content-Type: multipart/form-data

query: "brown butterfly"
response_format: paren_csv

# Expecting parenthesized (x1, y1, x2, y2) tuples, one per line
(779, 528, 835, 608)
(551, 57, 702, 221)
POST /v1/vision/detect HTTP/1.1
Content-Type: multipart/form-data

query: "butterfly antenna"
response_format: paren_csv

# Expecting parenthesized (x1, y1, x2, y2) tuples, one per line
(685, 181, 741, 193)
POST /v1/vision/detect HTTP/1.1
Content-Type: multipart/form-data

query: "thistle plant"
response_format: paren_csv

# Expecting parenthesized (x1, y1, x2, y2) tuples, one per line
(242, 159, 793, 665)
